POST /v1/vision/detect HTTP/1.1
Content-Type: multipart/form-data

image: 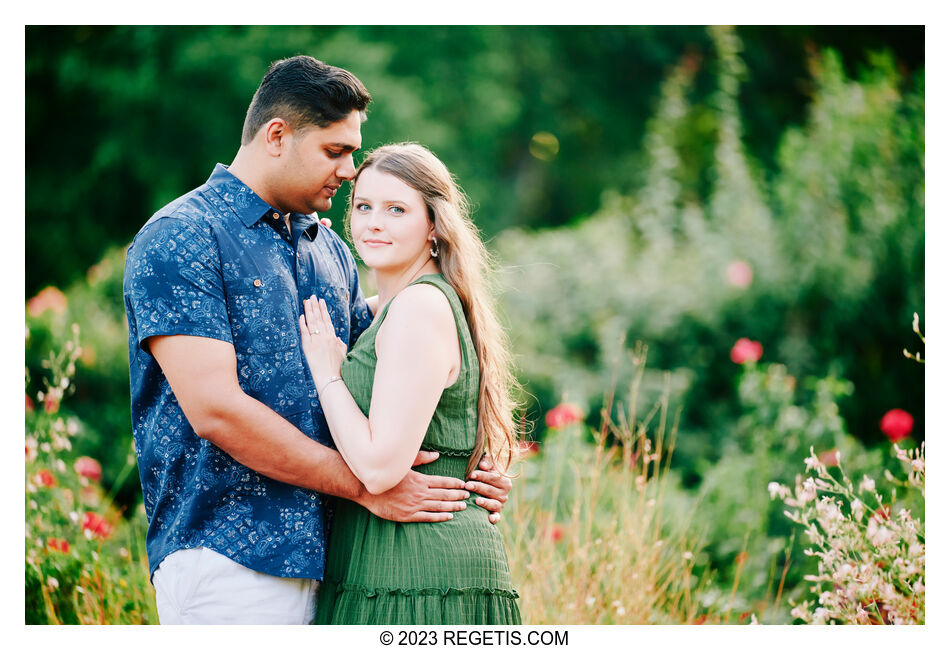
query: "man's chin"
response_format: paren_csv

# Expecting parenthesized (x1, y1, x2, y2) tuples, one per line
(310, 198, 332, 214)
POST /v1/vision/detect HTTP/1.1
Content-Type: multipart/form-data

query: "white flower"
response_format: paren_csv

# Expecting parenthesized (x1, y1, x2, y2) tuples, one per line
(800, 478, 818, 503)
(816, 498, 844, 525)
(805, 453, 821, 471)
(682, 551, 693, 561)
(867, 518, 896, 547)
(859, 476, 875, 492)
(585, 596, 595, 607)
(768, 482, 791, 500)
(813, 607, 830, 624)
(850, 498, 864, 519)
(749, 613, 759, 625)
(616, 606, 626, 616)
(47, 577, 59, 590)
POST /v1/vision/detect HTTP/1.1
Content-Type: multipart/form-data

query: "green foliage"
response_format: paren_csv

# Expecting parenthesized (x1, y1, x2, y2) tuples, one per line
(496, 27, 923, 473)
(26, 245, 136, 508)
(26, 26, 921, 295)
(687, 361, 885, 620)
(25, 325, 156, 624)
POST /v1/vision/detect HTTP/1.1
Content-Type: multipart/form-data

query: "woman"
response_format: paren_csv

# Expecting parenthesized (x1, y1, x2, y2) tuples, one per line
(299, 143, 521, 624)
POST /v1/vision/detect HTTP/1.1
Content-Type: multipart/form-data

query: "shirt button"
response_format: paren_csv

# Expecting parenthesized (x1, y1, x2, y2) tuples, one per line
(253, 279, 262, 287)
(272, 212, 280, 220)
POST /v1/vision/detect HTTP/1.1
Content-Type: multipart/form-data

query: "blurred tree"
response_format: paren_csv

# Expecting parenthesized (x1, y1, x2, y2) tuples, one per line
(26, 26, 922, 295)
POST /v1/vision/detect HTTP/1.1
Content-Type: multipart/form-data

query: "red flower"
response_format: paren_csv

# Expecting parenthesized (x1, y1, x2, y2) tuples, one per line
(81, 512, 112, 540)
(74, 456, 102, 481)
(730, 338, 763, 364)
(26, 393, 34, 413)
(818, 449, 840, 467)
(47, 538, 70, 553)
(692, 614, 708, 625)
(545, 403, 583, 430)
(27, 286, 67, 318)
(518, 440, 540, 457)
(44, 394, 59, 414)
(33, 469, 56, 488)
(880, 409, 913, 443)
(545, 524, 565, 543)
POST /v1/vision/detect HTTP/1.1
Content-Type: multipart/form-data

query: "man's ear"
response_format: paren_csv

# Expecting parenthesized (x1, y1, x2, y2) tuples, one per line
(262, 118, 290, 157)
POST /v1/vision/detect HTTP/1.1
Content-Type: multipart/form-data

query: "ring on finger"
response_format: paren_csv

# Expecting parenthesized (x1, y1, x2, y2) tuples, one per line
(310, 328, 320, 335)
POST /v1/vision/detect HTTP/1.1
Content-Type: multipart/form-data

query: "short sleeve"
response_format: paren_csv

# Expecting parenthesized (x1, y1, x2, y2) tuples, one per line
(123, 216, 233, 353)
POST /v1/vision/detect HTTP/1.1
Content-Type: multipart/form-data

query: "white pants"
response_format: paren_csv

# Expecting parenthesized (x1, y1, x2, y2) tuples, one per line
(153, 547, 318, 624)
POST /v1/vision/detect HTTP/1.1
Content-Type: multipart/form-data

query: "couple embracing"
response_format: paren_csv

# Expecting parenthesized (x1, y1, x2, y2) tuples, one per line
(123, 55, 521, 625)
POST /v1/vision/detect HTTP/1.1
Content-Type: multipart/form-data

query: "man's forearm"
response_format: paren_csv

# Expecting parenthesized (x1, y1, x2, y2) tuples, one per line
(195, 389, 365, 501)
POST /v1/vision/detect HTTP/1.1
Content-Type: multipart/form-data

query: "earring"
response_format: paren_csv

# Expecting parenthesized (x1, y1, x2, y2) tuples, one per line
(430, 237, 439, 258)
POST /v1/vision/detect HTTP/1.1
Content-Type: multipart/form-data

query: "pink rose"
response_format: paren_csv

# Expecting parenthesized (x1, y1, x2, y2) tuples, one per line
(725, 260, 753, 288)
(74, 456, 103, 481)
(545, 403, 584, 430)
(27, 286, 67, 318)
(730, 338, 763, 364)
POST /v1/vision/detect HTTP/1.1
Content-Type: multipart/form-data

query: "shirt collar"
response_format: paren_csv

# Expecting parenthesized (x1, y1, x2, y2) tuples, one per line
(206, 164, 325, 239)
(204, 163, 280, 228)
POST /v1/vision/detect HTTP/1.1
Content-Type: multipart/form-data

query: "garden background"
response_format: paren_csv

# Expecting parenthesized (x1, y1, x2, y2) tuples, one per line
(25, 25, 925, 624)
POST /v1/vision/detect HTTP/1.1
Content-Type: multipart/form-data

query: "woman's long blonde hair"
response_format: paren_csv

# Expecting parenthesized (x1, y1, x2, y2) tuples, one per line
(348, 143, 518, 475)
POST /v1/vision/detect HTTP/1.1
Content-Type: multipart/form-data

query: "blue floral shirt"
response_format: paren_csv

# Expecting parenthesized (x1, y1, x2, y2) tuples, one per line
(123, 164, 372, 581)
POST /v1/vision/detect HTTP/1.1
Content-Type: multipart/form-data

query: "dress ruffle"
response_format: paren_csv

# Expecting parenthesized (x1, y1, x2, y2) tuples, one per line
(315, 580, 522, 625)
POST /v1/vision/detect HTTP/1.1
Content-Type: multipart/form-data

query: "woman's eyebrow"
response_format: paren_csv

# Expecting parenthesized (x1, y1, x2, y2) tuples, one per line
(353, 197, 409, 207)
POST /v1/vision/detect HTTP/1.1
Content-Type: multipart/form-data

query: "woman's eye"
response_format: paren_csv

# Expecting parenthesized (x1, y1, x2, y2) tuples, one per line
(355, 203, 370, 212)
(327, 150, 342, 159)
(389, 206, 405, 215)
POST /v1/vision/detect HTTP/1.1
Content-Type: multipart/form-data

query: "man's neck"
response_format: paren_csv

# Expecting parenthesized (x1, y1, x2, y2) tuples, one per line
(229, 147, 283, 214)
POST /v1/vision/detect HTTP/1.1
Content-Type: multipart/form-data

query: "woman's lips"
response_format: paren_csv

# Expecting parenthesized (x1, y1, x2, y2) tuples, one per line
(362, 240, 391, 247)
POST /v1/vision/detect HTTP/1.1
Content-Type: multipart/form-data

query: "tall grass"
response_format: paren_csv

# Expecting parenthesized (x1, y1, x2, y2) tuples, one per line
(504, 346, 733, 624)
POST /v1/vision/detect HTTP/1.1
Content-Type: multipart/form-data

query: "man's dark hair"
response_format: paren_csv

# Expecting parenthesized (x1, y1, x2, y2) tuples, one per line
(241, 55, 372, 144)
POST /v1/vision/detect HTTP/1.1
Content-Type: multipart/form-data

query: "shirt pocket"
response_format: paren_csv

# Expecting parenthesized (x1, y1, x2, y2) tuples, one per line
(224, 276, 298, 355)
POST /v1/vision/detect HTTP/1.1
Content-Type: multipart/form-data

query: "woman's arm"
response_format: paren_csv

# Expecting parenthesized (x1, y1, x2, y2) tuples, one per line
(301, 285, 460, 495)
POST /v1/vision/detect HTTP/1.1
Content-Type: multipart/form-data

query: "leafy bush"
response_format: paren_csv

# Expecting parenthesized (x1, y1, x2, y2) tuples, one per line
(495, 27, 924, 481)
(25, 324, 156, 624)
(776, 443, 924, 624)
(26, 245, 136, 509)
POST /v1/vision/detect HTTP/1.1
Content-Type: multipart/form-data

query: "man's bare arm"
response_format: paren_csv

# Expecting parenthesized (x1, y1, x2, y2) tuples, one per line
(148, 334, 468, 522)
(150, 334, 367, 499)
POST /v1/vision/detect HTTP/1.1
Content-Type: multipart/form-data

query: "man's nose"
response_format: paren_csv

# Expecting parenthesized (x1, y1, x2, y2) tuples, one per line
(337, 155, 357, 180)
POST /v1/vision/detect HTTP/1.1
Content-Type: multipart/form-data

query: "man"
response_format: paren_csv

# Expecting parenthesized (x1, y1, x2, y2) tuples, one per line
(123, 56, 511, 625)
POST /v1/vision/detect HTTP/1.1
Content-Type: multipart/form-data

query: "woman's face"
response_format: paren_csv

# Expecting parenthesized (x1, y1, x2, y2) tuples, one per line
(350, 166, 434, 273)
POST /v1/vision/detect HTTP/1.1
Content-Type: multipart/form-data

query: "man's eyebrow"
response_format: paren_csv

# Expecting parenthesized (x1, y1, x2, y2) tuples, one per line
(327, 143, 359, 152)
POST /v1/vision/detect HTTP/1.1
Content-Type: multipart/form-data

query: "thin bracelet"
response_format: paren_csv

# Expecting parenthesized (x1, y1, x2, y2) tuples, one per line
(318, 375, 343, 395)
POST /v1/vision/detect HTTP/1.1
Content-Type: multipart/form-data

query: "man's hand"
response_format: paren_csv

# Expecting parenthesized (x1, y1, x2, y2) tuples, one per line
(357, 451, 470, 522)
(465, 456, 513, 525)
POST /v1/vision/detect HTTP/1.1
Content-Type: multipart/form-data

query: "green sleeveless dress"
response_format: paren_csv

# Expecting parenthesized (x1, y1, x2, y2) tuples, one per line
(313, 274, 521, 624)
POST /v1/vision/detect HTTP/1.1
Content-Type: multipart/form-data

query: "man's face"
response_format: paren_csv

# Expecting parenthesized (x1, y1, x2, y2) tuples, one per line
(274, 110, 362, 215)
